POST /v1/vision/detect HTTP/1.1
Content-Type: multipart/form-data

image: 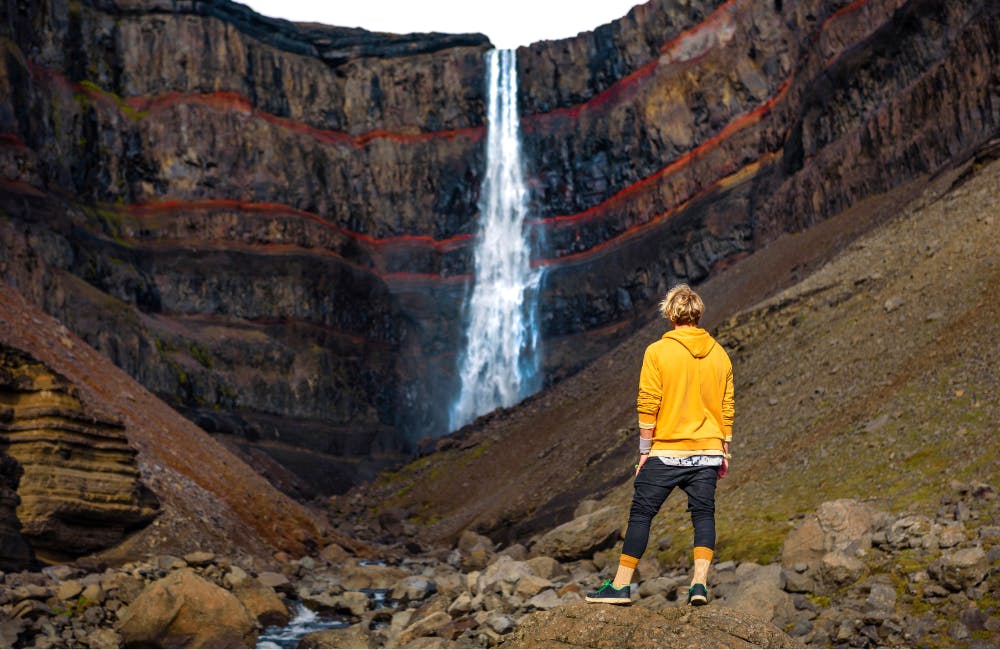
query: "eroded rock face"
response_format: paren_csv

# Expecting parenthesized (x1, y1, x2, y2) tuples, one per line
(1, 0, 998, 493)
(0, 343, 159, 558)
(0, 450, 34, 570)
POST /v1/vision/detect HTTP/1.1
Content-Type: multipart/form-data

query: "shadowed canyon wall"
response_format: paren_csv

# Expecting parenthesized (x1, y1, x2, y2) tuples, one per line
(1, 0, 997, 496)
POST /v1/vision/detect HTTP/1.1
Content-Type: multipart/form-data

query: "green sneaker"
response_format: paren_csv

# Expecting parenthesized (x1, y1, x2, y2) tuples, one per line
(585, 579, 631, 604)
(687, 583, 709, 606)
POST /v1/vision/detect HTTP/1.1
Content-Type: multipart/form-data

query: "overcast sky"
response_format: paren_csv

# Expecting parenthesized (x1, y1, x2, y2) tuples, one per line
(239, 0, 644, 49)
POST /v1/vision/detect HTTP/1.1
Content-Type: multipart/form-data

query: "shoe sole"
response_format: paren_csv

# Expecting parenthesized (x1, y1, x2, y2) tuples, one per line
(585, 596, 632, 604)
(689, 595, 708, 606)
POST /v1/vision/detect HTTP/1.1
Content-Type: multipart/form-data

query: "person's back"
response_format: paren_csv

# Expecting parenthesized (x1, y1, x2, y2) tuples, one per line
(639, 327, 733, 454)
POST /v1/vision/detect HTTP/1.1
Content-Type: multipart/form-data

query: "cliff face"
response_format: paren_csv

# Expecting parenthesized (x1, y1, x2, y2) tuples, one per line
(1, 0, 997, 495)
(519, 0, 999, 374)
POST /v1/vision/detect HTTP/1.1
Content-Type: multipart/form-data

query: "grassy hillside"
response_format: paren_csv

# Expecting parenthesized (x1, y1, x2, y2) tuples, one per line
(345, 149, 999, 566)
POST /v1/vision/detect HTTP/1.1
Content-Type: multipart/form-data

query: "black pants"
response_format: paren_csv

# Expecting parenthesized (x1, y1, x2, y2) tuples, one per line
(621, 461, 718, 561)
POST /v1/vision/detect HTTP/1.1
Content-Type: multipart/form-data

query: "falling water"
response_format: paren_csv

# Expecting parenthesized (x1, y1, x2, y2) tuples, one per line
(449, 49, 542, 431)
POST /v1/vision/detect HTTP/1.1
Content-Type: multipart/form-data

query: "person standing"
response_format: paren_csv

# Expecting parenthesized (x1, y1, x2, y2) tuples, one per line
(586, 284, 734, 606)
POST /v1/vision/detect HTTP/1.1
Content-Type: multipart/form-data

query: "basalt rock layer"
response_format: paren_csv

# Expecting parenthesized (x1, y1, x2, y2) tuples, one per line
(0, 342, 158, 559)
(1, 0, 998, 494)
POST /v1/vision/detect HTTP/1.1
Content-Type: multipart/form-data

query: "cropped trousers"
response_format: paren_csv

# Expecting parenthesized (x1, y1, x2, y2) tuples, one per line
(621, 461, 718, 561)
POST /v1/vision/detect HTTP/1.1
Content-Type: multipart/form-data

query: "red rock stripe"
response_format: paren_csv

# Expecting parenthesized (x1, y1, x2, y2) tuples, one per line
(24, 61, 484, 148)
(0, 133, 29, 148)
(125, 91, 484, 147)
(532, 79, 791, 231)
(534, 151, 780, 268)
(124, 199, 474, 252)
(526, 0, 884, 230)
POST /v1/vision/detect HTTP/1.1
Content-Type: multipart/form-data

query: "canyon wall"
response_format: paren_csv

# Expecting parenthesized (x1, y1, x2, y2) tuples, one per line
(1, 0, 997, 495)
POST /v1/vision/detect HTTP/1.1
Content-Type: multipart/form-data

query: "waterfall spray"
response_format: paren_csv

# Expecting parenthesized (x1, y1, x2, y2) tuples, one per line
(450, 49, 542, 431)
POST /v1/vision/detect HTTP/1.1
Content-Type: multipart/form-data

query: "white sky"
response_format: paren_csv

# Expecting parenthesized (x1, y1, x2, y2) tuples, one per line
(239, 0, 644, 49)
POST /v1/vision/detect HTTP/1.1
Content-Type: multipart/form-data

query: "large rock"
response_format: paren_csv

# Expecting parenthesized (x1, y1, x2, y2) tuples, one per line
(232, 578, 290, 627)
(781, 499, 881, 571)
(116, 569, 257, 648)
(717, 563, 794, 625)
(533, 506, 623, 561)
(500, 603, 795, 648)
(929, 547, 990, 591)
(476, 556, 536, 596)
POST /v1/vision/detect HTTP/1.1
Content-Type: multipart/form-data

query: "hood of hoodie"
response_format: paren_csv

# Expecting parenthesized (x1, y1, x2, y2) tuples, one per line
(663, 327, 716, 358)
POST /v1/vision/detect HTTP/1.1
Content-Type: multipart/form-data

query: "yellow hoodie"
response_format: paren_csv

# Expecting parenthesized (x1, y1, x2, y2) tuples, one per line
(636, 327, 734, 454)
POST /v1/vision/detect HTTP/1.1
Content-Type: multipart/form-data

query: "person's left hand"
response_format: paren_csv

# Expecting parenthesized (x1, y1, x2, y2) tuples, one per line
(717, 457, 729, 478)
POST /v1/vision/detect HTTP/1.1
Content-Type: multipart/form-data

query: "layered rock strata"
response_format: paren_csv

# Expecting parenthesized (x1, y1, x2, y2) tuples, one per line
(1, 0, 998, 492)
(0, 342, 159, 559)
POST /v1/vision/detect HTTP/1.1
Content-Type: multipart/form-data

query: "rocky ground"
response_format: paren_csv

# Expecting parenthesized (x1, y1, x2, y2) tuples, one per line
(0, 478, 994, 648)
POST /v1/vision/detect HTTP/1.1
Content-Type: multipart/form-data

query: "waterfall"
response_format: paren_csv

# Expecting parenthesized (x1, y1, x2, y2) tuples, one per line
(449, 49, 542, 431)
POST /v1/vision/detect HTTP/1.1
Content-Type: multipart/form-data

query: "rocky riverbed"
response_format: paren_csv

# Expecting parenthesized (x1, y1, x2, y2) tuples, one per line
(0, 480, 994, 648)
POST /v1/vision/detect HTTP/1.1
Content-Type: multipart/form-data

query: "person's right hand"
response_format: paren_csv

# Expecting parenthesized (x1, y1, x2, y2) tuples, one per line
(635, 454, 649, 476)
(717, 457, 729, 479)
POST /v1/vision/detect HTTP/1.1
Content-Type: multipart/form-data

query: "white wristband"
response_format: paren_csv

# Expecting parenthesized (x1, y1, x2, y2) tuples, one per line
(639, 436, 653, 454)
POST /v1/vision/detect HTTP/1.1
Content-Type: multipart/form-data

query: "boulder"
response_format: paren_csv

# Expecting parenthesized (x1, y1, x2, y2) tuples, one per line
(476, 556, 536, 596)
(392, 575, 437, 602)
(781, 499, 880, 570)
(865, 581, 897, 619)
(718, 563, 794, 625)
(500, 603, 795, 648)
(929, 547, 989, 591)
(514, 575, 553, 599)
(532, 506, 623, 561)
(257, 571, 292, 592)
(819, 551, 865, 589)
(116, 569, 257, 648)
(232, 578, 290, 627)
(886, 515, 933, 549)
(320, 543, 351, 565)
(524, 556, 567, 581)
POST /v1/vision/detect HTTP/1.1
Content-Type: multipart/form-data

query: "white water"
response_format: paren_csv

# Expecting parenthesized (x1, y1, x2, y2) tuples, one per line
(450, 49, 542, 431)
(256, 603, 346, 649)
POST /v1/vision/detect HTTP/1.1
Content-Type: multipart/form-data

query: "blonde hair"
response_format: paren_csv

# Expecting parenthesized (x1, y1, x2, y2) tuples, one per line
(659, 284, 704, 325)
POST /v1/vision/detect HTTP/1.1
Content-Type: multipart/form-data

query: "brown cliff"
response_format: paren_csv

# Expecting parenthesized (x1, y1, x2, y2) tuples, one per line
(0, 342, 158, 560)
(1, 0, 998, 496)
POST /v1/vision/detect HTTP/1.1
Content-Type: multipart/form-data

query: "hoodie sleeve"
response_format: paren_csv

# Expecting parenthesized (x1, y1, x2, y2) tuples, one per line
(636, 344, 662, 428)
(721, 365, 734, 441)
